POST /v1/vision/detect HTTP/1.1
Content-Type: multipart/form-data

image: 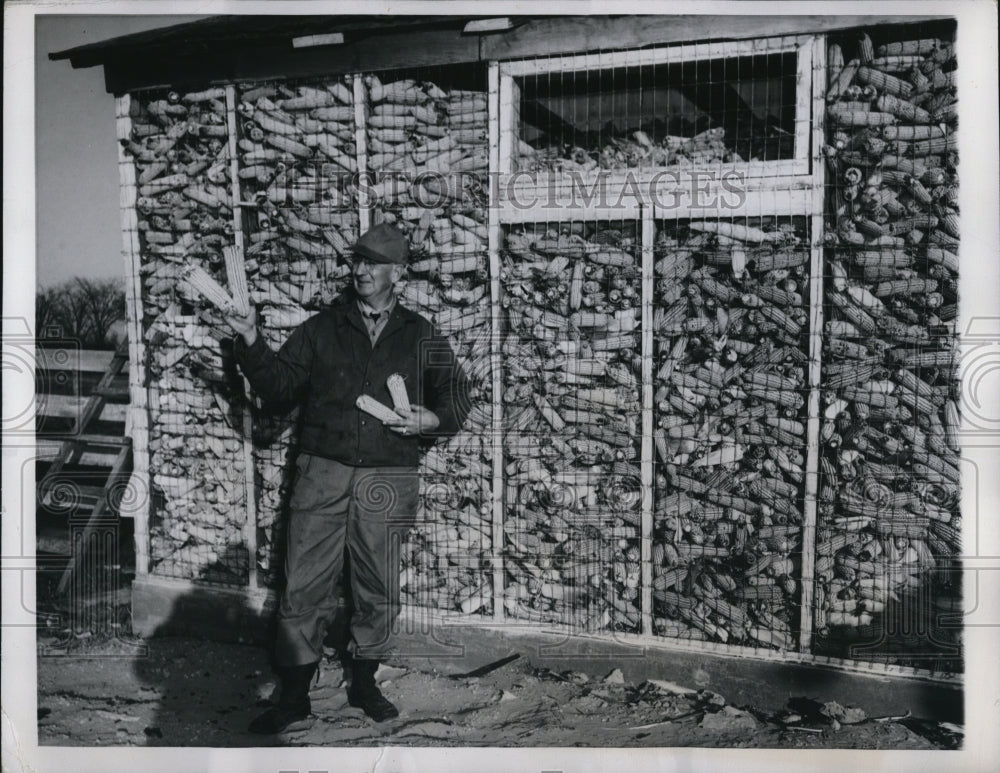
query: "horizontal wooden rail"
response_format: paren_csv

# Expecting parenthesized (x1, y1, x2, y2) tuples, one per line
(36, 348, 126, 374)
(37, 393, 128, 423)
(34, 440, 125, 466)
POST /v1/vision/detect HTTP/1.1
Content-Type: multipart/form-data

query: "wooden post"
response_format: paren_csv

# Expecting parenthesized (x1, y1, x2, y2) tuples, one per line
(115, 95, 150, 577)
(793, 37, 816, 177)
(352, 74, 371, 233)
(487, 62, 506, 625)
(640, 207, 655, 636)
(225, 84, 258, 589)
(798, 34, 827, 653)
(497, 69, 520, 176)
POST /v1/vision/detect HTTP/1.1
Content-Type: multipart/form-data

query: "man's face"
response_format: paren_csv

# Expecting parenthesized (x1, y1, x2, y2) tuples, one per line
(353, 257, 400, 300)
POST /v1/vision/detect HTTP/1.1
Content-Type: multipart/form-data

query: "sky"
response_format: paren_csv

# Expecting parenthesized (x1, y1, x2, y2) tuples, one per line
(35, 15, 200, 288)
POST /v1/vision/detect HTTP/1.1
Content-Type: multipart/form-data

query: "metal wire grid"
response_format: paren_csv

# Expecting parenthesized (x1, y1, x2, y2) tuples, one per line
(116, 21, 963, 678)
(651, 215, 812, 650)
(511, 37, 803, 176)
(500, 217, 644, 633)
(124, 87, 250, 586)
(231, 75, 359, 588)
(360, 63, 495, 616)
(816, 21, 961, 673)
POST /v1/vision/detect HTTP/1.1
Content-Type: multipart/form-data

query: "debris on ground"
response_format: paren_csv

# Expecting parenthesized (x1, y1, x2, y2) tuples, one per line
(644, 679, 697, 696)
(35, 634, 958, 749)
(897, 717, 964, 750)
(700, 706, 760, 732)
(374, 664, 408, 683)
(448, 653, 520, 680)
(820, 701, 868, 725)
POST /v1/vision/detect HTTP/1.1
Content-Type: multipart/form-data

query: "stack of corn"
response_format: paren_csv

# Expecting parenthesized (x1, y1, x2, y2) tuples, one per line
(144, 303, 249, 582)
(361, 75, 494, 614)
(363, 75, 488, 216)
(651, 220, 810, 650)
(233, 79, 362, 583)
(518, 127, 741, 173)
(236, 79, 359, 345)
(241, 411, 299, 587)
(123, 89, 250, 583)
(499, 223, 643, 632)
(126, 88, 237, 318)
(817, 31, 960, 649)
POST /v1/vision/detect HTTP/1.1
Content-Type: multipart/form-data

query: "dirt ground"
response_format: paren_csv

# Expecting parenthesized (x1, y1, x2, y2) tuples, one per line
(35, 631, 960, 750)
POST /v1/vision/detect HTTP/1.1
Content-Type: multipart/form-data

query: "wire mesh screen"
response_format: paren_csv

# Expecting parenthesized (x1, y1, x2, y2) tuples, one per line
(232, 77, 360, 587)
(360, 64, 495, 616)
(500, 219, 643, 632)
(651, 216, 811, 649)
(511, 38, 805, 176)
(114, 21, 965, 679)
(123, 87, 250, 585)
(817, 22, 961, 672)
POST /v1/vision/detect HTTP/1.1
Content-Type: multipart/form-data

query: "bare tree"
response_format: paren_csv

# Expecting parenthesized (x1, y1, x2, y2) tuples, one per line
(73, 278, 126, 348)
(55, 282, 94, 346)
(36, 285, 68, 339)
(36, 277, 126, 349)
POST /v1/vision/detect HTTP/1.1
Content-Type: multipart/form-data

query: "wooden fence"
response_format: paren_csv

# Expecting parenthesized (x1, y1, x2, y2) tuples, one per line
(35, 347, 128, 463)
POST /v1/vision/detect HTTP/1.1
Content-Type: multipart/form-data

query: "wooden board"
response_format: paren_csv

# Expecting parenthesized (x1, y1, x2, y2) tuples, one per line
(225, 83, 258, 591)
(500, 34, 808, 76)
(498, 175, 815, 224)
(115, 94, 151, 574)
(501, 167, 815, 222)
(487, 62, 506, 625)
(36, 348, 120, 374)
(497, 74, 520, 176)
(38, 393, 128, 423)
(104, 29, 480, 94)
(482, 15, 953, 62)
(798, 35, 829, 653)
(35, 440, 123, 468)
(640, 207, 655, 637)
(352, 74, 371, 234)
(794, 37, 816, 176)
(86, 16, 953, 93)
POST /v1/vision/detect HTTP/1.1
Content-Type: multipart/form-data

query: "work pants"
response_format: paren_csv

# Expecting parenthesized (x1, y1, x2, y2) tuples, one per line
(275, 454, 418, 667)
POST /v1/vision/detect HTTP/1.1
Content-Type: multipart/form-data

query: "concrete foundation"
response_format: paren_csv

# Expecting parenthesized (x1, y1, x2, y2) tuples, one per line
(132, 575, 962, 723)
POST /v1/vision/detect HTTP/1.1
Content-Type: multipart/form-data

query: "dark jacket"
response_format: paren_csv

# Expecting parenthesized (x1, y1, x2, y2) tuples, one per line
(233, 294, 469, 468)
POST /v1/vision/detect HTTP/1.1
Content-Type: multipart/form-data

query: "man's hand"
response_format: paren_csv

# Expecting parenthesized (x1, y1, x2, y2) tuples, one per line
(384, 404, 441, 437)
(225, 305, 258, 345)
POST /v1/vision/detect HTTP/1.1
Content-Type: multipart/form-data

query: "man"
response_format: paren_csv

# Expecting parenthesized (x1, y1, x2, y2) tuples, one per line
(226, 223, 468, 733)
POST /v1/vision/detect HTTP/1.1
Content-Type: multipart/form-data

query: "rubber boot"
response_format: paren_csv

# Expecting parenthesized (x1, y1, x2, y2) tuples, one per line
(248, 661, 317, 734)
(347, 658, 399, 722)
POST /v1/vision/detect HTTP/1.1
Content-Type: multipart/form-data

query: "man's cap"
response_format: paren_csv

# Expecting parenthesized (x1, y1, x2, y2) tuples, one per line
(351, 223, 409, 265)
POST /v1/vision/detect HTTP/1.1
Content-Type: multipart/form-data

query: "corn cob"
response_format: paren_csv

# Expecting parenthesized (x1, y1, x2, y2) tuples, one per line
(221, 246, 250, 316)
(688, 221, 779, 244)
(386, 373, 411, 415)
(356, 394, 405, 424)
(828, 106, 898, 127)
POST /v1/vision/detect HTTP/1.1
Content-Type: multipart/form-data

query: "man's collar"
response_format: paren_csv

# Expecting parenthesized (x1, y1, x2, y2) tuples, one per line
(357, 295, 397, 318)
